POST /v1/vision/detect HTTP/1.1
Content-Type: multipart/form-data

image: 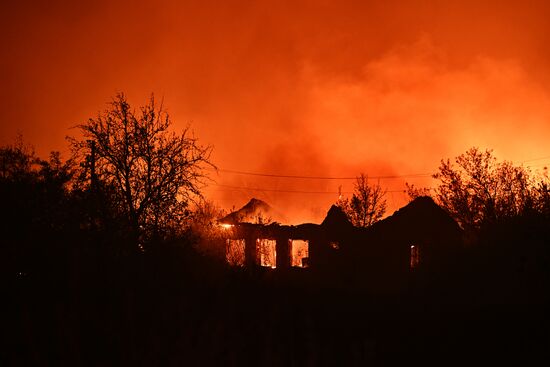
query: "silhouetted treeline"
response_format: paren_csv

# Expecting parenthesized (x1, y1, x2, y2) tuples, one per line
(431, 147, 550, 232)
(3, 138, 550, 366)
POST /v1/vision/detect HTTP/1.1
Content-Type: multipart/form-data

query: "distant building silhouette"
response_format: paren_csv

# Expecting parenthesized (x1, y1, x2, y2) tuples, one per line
(220, 197, 463, 287)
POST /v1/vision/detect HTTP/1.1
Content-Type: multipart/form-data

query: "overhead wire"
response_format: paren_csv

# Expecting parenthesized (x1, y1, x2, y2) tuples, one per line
(213, 183, 409, 195)
(209, 166, 435, 195)
(206, 152, 550, 198)
(521, 155, 550, 163)
(211, 152, 550, 181)
(212, 167, 432, 180)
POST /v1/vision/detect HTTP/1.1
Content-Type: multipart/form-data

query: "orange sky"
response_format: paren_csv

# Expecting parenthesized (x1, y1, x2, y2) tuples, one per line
(2, 0, 550, 223)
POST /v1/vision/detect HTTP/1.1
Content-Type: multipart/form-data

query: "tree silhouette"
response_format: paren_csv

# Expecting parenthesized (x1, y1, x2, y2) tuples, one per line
(338, 173, 387, 227)
(433, 147, 533, 230)
(69, 93, 213, 240)
(533, 168, 550, 217)
(0, 135, 36, 181)
(0, 137, 77, 280)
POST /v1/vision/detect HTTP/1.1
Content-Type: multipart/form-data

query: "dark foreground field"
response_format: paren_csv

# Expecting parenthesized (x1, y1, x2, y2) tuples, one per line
(5, 234, 550, 367)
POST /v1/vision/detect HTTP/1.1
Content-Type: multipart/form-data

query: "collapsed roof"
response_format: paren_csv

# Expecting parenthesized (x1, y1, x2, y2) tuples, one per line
(220, 198, 283, 225)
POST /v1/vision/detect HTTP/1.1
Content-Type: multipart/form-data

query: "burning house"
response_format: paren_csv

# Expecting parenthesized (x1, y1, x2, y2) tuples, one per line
(220, 197, 463, 287)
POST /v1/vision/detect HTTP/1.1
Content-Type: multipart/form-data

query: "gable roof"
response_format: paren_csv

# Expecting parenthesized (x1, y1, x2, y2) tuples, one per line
(367, 196, 462, 242)
(321, 205, 353, 229)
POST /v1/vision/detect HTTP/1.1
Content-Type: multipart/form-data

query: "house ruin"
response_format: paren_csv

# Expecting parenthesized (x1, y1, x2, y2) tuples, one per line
(220, 196, 463, 286)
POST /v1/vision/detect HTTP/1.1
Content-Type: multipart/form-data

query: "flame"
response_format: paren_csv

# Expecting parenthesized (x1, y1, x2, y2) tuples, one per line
(226, 239, 245, 266)
(257, 239, 277, 268)
(290, 239, 309, 268)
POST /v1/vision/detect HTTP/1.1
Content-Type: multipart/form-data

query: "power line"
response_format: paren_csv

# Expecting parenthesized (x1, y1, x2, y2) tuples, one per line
(207, 152, 550, 198)
(521, 155, 550, 163)
(213, 183, 407, 195)
(212, 168, 433, 180)
(214, 183, 349, 194)
(210, 152, 550, 181)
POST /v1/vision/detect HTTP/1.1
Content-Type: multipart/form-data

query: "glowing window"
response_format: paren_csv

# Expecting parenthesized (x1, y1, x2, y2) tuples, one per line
(257, 239, 277, 268)
(226, 239, 245, 266)
(290, 239, 309, 267)
(410, 245, 420, 269)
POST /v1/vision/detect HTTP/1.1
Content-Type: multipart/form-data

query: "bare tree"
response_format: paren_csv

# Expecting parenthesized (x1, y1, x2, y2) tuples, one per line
(69, 93, 213, 239)
(338, 173, 387, 227)
(188, 199, 227, 259)
(533, 168, 550, 217)
(433, 147, 533, 230)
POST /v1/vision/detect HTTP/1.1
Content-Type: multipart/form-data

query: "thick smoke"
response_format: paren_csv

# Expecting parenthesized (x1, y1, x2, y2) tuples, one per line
(210, 40, 550, 223)
(2, 1, 550, 223)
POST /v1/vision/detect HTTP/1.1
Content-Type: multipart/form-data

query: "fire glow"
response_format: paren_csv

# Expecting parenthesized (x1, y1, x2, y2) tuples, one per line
(257, 239, 277, 269)
(290, 240, 309, 268)
(226, 239, 245, 267)
(4, 2, 550, 224)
